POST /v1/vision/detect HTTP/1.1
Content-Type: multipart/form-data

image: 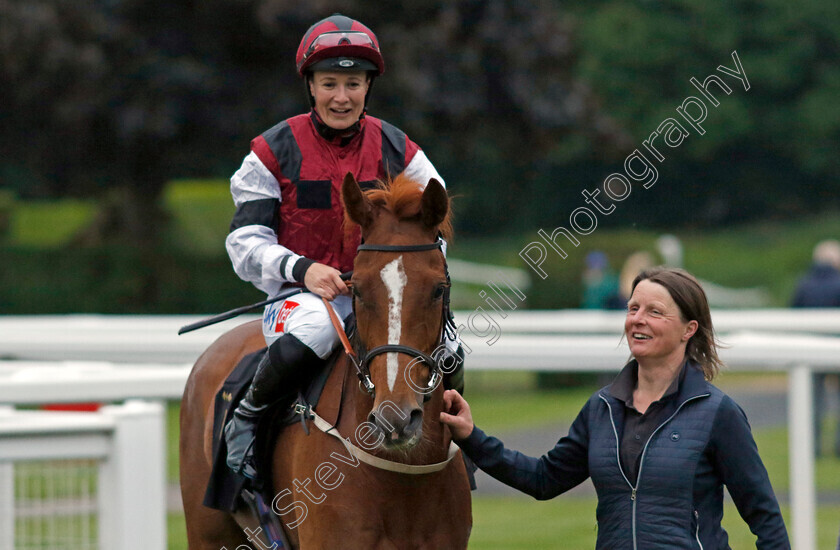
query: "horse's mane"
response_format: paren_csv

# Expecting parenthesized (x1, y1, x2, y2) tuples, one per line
(346, 174, 454, 241)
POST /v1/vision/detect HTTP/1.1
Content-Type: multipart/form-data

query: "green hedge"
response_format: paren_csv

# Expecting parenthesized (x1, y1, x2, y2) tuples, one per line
(0, 245, 262, 314)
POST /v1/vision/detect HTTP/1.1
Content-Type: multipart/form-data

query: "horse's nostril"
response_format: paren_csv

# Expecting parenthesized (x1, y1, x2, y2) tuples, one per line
(369, 411, 395, 435)
(407, 409, 422, 432)
(397, 408, 423, 439)
(369, 406, 422, 443)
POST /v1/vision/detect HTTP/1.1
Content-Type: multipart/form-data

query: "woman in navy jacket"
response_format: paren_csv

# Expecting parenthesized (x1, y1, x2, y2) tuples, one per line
(441, 267, 789, 549)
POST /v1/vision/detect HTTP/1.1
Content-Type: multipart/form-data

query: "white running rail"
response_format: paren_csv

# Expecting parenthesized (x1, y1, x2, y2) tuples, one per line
(0, 401, 166, 550)
(2, 312, 840, 550)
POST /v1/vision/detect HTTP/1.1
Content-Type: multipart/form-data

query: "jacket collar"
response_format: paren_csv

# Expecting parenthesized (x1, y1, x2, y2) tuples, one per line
(310, 109, 365, 146)
(599, 359, 711, 433)
(678, 360, 712, 400)
(604, 358, 710, 406)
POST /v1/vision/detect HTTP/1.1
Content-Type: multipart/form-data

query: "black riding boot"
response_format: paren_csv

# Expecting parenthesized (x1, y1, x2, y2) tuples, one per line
(224, 333, 323, 479)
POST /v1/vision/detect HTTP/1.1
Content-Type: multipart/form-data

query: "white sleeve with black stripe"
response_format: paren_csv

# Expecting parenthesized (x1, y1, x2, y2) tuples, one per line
(225, 151, 306, 296)
(402, 150, 445, 189)
(401, 151, 448, 256)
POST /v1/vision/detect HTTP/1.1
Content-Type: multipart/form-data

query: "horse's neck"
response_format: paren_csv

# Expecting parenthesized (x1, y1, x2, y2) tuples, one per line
(334, 360, 452, 466)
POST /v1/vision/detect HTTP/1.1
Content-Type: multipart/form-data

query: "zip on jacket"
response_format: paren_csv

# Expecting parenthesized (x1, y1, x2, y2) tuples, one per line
(600, 392, 710, 550)
(694, 510, 704, 549)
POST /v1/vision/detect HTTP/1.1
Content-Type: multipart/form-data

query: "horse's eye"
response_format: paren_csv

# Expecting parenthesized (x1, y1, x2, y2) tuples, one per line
(433, 284, 446, 300)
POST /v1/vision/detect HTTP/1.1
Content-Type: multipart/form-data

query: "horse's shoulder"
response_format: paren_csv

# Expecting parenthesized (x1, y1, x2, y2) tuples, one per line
(317, 352, 352, 428)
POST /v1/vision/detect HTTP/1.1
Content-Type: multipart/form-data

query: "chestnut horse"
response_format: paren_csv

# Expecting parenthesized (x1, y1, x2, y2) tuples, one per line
(180, 173, 472, 549)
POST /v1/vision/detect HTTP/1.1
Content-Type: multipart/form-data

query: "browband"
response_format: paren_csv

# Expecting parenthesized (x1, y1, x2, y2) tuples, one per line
(357, 241, 442, 252)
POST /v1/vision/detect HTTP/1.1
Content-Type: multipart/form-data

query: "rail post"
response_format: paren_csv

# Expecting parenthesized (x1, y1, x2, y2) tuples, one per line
(788, 364, 816, 550)
(98, 400, 167, 550)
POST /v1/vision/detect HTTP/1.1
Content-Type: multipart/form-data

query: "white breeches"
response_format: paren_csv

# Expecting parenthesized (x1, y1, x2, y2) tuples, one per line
(262, 293, 353, 360)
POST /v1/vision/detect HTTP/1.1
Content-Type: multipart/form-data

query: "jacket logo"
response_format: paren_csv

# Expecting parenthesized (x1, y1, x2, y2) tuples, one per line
(670, 431, 680, 442)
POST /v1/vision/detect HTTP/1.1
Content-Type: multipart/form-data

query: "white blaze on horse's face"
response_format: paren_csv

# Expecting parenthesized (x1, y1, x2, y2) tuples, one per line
(380, 256, 407, 392)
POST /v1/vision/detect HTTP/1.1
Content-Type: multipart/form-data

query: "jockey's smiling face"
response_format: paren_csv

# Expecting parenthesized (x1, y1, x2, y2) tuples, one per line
(309, 71, 370, 131)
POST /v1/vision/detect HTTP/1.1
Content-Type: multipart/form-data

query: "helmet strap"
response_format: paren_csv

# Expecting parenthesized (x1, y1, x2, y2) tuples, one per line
(305, 74, 315, 108)
(364, 74, 376, 107)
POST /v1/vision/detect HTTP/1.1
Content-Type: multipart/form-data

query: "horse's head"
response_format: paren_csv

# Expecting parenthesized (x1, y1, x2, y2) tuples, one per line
(341, 172, 452, 450)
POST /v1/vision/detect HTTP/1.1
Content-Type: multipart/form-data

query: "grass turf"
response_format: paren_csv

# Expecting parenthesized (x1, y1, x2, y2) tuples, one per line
(166, 500, 840, 549)
(165, 371, 840, 548)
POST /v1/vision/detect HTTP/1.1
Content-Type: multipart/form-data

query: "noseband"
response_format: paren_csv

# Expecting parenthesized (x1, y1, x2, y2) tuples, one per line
(348, 240, 451, 399)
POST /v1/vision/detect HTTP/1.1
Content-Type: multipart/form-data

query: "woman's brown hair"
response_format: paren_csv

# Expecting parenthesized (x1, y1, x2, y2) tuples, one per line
(631, 267, 724, 380)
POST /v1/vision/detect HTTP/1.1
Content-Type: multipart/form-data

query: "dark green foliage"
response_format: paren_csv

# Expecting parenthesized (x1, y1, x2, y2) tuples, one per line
(566, 0, 840, 226)
(3, 0, 837, 239)
(0, 0, 623, 242)
(0, 245, 261, 314)
(2, 1, 838, 236)
(2, 1, 838, 314)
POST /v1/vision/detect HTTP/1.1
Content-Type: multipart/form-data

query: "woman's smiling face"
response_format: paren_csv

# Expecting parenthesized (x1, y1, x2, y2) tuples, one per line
(625, 279, 697, 364)
(309, 70, 370, 130)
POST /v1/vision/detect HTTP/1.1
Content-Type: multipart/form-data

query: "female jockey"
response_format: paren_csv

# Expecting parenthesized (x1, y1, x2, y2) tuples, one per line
(224, 14, 463, 478)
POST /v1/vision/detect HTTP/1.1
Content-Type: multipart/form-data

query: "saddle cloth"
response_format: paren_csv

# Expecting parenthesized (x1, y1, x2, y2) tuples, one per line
(202, 347, 338, 512)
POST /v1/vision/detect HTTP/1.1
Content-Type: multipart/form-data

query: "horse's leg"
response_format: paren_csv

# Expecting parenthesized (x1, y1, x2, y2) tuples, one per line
(270, 429, 395, 549)
(180, 367, 251, 549)
(266, 427, 312, 549)
(179, 321, 266, 549)
(425, 468, 472, 549)
(397, 465, 471, 549)
(272, 428, 396, 550)
(290, 463, 471, 550)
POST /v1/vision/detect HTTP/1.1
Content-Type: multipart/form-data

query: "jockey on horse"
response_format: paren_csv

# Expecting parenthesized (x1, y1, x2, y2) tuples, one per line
(223, 13, 465, 479)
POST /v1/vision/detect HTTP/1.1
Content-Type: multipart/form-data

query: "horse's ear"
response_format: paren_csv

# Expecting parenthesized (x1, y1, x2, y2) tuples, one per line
(341, 172, 373, 229)
(420, 178, 448, 229)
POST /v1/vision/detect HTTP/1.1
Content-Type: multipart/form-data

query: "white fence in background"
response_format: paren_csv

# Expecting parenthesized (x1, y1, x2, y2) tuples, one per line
(1, 311, 840, 550)
(0, 401, 166, 550)
(3, 309, 840, 363)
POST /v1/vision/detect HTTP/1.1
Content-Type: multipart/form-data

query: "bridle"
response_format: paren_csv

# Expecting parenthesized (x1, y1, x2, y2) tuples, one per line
(325, 239, 454, 400)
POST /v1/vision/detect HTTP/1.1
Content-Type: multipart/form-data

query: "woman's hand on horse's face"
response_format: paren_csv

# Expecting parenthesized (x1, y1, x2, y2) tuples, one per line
(304, 263, 351, 301)
(440, 389, 475, 441)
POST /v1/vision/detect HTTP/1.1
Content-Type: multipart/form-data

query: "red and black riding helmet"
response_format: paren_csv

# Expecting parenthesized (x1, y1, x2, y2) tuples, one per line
(296, 14, 385, 77)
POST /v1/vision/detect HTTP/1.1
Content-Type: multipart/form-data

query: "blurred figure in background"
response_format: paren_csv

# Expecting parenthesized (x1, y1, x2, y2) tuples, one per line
(656, 234, 684, 268)
(792, 239, 840, 457)
(581, 250, 621, 309)
(612, 251, 655, 309)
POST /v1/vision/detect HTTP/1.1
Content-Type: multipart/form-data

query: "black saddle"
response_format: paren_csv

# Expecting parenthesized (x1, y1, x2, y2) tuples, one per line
(202, 346, 337, 512)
